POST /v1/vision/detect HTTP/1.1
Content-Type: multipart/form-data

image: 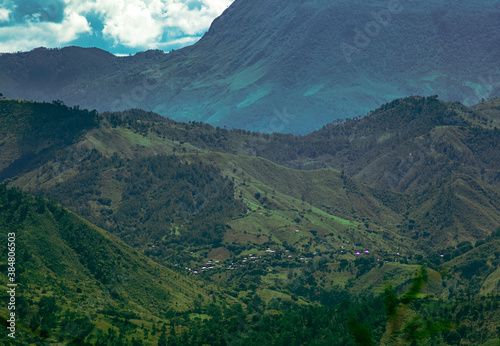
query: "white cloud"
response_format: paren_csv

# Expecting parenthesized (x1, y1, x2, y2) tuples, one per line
(54, 10, 92, 42)
(0, 10, 90, 52)
(91, 0, 233, 48)
(164, 0, 231, 35)
(99, 0, 164, 47)
(0, 8, 11, 22)
(0, 0, 233, 53)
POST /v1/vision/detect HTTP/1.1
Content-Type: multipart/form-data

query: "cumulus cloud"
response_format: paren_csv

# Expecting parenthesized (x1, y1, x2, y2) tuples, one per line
(0, 8, 10, 22)
(98, 0, 165, 47)
(0, 0, 233, 53)
(0, 1, 91, 53)
(90, 0, 233, 49)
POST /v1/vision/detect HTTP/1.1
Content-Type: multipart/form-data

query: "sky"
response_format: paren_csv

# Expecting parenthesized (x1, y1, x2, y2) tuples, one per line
(0, 0, 234, 55)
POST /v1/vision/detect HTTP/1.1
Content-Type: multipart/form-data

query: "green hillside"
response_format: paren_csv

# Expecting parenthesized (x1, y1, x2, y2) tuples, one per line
(76, 97, 500, 195)
(1, 98, 499, 344)
(0, 185, 236, 344)
(0, 99, 98, 181)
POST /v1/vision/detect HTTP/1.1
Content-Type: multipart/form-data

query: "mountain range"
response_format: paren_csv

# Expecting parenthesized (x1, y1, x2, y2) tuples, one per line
(1, 96, 499, 343)
(1, 0, 500, 134)
(1, 0, 500, 344)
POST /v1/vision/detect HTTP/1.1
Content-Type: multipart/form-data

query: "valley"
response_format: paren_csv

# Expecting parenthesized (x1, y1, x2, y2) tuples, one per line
(1, 0, 500, 343)
(0, 97, 499, 344)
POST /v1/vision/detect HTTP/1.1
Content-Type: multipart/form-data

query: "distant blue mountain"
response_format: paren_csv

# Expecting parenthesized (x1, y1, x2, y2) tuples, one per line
(1, 0, 499, 134)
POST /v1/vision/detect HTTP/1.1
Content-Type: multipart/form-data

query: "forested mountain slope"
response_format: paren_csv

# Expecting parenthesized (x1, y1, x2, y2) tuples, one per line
(1, 97, 499, 291)
(1, 97, 500, 344)
(0, 185, 236, 344)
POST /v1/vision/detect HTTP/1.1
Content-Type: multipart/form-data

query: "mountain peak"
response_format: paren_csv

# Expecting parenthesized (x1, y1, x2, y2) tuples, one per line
(1, 0, 499, 134)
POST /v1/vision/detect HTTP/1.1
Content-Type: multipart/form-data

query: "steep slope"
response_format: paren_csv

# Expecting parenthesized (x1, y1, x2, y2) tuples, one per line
(441, 231, 500, 296)
(0, 185, 229, 344)
(1, 1, 499, 133)
(307, 97, 500, 192)
(2, 98, 499, 243)
(1, 99, 498, 303)
(1, 98, 499, 307)
(215, 96, 500, 193)
(0, 99, 98, 180)
(411, 175, 500, 247)
(6, 120, 410, 263)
